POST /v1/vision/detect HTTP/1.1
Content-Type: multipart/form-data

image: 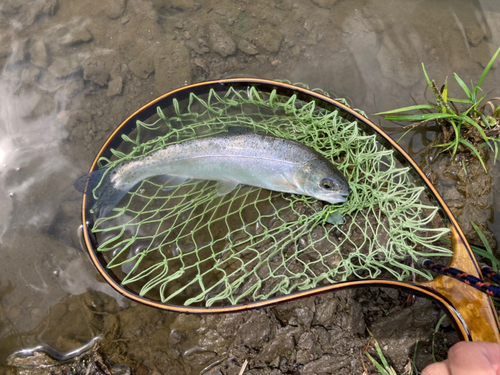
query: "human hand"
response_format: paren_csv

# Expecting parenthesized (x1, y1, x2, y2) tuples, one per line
(422, 341, 500, 375)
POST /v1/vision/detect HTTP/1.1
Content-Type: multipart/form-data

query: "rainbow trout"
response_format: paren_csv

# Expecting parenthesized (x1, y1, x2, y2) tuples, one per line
(75, 131, 350, 217)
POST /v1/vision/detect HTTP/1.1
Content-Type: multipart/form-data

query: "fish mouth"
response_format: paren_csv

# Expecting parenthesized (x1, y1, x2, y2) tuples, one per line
(325, 193, 349, 204)
(336, 191, 350, 199)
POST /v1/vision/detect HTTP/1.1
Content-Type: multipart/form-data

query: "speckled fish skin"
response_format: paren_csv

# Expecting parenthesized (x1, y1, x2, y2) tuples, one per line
(77, 132, 350, 217)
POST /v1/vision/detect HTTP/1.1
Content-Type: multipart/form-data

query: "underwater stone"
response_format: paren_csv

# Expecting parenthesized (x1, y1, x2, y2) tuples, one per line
(11, 38, 28, 64)
(129, 50, 155, 79)
(42, 0, 59, 16)
(29, 94, 56, 119)
(82, 56, 110, 86)
(29, 40, 49, 69)
(237, 39, 258, 55)
(311, 0, 337, 8)
(48, 57, 81, 78)
(465, 22, 485, 47)
(54, 24, 93, 46)
(208, 23, 236, 57)
(106, 0, 127, 19)
(107, 76, 123, 97)
(21, 65, 41, 86)
(242, 25, 283, 54)
(0, 1, 21, 15)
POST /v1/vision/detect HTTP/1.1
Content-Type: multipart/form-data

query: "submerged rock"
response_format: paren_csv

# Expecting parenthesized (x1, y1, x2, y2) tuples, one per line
(106, 0, 127, 19)
(237, 39, 258, 55)
(107, 76, 123, 97)
(208, 23, 236, 57)
(48, 57, 81, 78)
(53, 23, 93, 46)
(29, 39, 49, 69)
(242, 25, 283, 54)
(129, 49, 155, 79)
(311, 0, 338, 8)
(82, 56, 110, 87)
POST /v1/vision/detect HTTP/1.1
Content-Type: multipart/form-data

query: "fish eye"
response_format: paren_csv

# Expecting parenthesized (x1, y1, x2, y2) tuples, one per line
(320, 177, 335, 190)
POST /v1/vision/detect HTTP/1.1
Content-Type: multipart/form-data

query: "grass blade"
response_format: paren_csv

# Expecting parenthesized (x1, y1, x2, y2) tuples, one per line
(454, 72, 472, 100)
(442, 76, 448, 103)
(412, 340, 420, 375)
(458, 138, 487, 172)
(364, 351, 390, 375)
(385, 113, 456, 122)
(471, 221, 498, 272)
(449, 119, 461, 157)
(448, 97, 473, 104)
(441, 235, 500, 270)
(458, 115, 492, 146)
(374, 104, 438, 115)
(476, 46, 500, 92)
(422, 63, 433, 88)
(432, 315, 447, 363)
(397, 127, 414, 143)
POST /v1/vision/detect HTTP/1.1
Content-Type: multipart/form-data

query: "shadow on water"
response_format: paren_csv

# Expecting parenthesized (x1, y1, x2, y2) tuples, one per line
(1, 0, 500, 373)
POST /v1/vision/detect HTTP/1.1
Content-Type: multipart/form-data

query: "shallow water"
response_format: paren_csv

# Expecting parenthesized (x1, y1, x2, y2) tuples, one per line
(1, 0, 500, 372)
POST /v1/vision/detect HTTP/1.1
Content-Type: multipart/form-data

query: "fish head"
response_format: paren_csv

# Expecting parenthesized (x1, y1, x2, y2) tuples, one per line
(294, 159, 350, 204)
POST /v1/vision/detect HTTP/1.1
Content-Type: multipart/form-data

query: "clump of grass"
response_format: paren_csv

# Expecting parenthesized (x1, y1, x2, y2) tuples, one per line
(364, 330, 398, 375)
(376, 46, 500, 172)
(431, 314, 447, 363)
(470, 221, 500, 273)
(439, 223, 500, 272)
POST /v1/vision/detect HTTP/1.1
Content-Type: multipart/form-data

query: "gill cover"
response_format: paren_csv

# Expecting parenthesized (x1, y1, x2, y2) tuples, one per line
(293, 158, 350, 204)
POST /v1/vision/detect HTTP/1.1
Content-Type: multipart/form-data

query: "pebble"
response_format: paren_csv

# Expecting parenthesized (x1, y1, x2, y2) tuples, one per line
(54, 24, 93, 46)
(106, 0, 127, 19)
(82, 56, 110, 86)
(237, 39, 258, 55)
(29, 40, 49, 69)
(208, 23, 236, 57)
(107, 76, 123, 97)
(1, 1, 21, 15)
(129, 49, 155, 79)
(311, 0, 338, 8)
(242, 25, 283, 53)
(42, 0, 59, 16)
(48, 57, 81, 78)
(11, 39, 28, 64)
(465, 22, 485, 47)
(21, 65, 41, 86)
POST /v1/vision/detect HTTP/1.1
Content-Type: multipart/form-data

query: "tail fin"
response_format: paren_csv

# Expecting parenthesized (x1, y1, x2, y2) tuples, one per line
(74, 167, 129, 218)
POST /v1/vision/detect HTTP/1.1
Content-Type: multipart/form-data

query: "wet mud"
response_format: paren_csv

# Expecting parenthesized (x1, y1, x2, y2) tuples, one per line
(1, 0, 500, 374)
(6, 289, 458, 375)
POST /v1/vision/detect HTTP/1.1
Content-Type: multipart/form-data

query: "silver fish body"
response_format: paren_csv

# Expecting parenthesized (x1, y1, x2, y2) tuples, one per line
(76, 132, 350, 217)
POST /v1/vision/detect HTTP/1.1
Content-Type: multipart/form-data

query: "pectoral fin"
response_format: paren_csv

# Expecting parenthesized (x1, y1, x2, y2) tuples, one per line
(152, 175, 189, 190)
(216, 180, 239, 196)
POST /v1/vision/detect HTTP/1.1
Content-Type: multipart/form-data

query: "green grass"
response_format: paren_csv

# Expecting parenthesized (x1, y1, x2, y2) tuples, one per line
(364, 330, 398, 375)
(431, 314, 447, 363)
(376, 46, 500, 172)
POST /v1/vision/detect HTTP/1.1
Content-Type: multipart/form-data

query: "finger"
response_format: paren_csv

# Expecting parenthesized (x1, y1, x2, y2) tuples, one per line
(421, 361, 451, 375)
(447, 341, 500, 375)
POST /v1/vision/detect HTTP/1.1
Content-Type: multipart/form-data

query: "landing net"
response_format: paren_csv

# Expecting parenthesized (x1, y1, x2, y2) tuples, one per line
(89, 85, 452, 307)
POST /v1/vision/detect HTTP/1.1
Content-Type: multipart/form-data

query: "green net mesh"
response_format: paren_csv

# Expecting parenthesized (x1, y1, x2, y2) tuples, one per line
(90, 84, 452, 307)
